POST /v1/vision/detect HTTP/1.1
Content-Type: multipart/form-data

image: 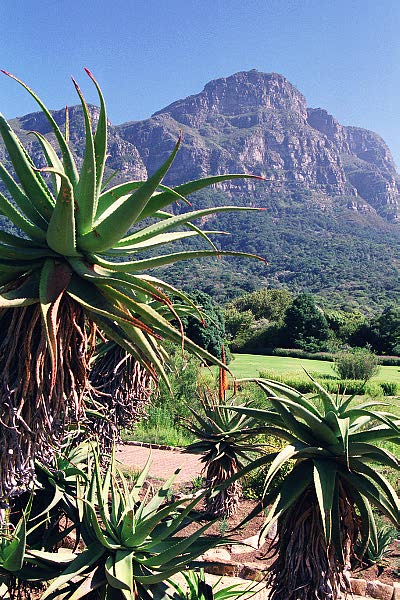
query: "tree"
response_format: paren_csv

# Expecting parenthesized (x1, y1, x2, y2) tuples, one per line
(283, 293, 330, 350)
(325, 309, 366, 345)
(232, 377, 399, 600)
(224, 306, 255, 341)
(230, 288, 292, 322)
(0, 70, 261, 503)
(371, 306, 400, 355)
(182, 290, 226, 360)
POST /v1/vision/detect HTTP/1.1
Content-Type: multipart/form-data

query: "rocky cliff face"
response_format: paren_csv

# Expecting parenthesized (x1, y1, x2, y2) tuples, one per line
(0, 70, 399, 306)
(3, 70, 399, 221)
(307, 107, 400, 219)
(118, 70, 399, 222)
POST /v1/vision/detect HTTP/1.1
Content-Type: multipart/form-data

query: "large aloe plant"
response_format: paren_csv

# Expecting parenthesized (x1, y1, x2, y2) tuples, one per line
(230, 377, 400, 600)
(0, 70, 263, 501)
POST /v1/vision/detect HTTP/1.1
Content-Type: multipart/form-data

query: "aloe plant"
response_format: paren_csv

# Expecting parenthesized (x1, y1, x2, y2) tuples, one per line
(0, 69, 264, 501)
(183, 390, 261, 518)
(230, 376, 400, 600)
(169, 567, 253, 599)
(0, 497, 31, 597)
(37, 448, 228, 600)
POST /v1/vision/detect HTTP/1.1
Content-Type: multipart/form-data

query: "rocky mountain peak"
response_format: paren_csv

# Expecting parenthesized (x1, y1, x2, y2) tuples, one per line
(153, 70, 308, 127)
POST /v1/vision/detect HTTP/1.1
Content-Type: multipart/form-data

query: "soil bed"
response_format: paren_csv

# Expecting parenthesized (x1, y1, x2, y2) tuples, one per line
(178, 491, 400, 588)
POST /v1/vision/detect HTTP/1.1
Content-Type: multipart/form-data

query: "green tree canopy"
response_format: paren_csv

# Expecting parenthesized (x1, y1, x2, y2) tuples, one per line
(230, 288, 292, 322)
(283, 293, 330, 351)
(371, 305, 400, 355)
(182, 290, 226, 360)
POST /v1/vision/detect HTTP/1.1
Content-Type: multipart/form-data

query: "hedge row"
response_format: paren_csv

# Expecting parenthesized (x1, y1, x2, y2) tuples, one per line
(240, 347, 400, 366)
(258, 370, 399, 396)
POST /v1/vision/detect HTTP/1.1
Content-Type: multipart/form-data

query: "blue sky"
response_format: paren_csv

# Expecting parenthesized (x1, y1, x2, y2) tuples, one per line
(1, 0, 400, 163)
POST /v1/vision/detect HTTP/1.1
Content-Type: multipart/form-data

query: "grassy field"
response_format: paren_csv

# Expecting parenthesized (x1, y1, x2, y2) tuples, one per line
(228, 353, 400, 383)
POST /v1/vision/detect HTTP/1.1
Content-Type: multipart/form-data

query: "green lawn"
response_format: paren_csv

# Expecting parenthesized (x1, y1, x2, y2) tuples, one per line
(228, 353, 400, 383)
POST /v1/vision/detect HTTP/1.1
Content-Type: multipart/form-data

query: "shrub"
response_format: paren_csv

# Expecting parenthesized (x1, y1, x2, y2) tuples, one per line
(258, 370, 369, 396)
(272, 348, 335, 361)
(377, 355, 400, 366)
(379, 382, 399, 396)
(334, 347, 380, 381)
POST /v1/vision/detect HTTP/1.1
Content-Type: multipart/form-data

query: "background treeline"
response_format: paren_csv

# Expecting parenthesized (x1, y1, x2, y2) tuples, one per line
(188, 287, 400, 360)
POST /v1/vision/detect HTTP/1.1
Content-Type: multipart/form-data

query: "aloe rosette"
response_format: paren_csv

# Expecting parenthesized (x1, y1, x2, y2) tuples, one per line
(230, 377, 400, 600)
(183, 390, 261, 518)
(38, 449, 229, 600)
(0, 69, 264, 501)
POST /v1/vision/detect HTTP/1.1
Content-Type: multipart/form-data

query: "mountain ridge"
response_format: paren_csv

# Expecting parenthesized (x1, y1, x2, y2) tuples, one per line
(0, 70, 399, 309)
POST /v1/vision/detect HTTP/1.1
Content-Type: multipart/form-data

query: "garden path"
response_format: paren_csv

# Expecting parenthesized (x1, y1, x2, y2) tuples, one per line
(116, 443, 203, 483)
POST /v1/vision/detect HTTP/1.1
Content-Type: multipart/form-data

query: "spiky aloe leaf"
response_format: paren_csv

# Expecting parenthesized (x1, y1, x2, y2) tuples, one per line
(1, 69, 79, 187)
(92, 249, 265, 273)
(77, 135, 182, 252)
(84, 68, 107, 202)
(72, 77, 97, 234)
(45, 168, 78, 256)
(0, 189, 46, 241)
(313, 460, 336, 544)
(138, 174, 265, 221)
(115, 205, 262, 248)
(0, 161, 48, 229)
(28, 131, 65, 195)
(0, 113, 54, 220)
(0, 272, 39, 307)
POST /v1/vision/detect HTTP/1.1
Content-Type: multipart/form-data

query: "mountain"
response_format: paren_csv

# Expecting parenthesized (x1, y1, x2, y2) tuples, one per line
(1, 70, 399, 310)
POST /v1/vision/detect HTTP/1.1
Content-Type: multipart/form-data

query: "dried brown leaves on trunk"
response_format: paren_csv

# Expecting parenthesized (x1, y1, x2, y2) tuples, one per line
(266, 488, 359, 600)
(0, 297, 96, 501)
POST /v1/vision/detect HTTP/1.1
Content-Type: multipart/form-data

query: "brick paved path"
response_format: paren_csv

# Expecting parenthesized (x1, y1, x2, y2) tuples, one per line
(116, 444, 203, 483)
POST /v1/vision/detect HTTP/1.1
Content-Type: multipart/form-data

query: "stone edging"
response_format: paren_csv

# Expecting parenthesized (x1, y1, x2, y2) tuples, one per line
(200, 546, 399, 599)
(121, 440, 184, 452)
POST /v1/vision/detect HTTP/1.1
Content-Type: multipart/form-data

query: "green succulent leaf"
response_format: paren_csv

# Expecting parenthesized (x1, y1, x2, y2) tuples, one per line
(313, 460, 336, 544)
(115, 206, 262, 248)
(78, 135, 182, 252)
(0, 189, 46, 241)
(41, 544, 105, 600)
(72, 77, 97, 234)
(92, 249, 264, 273)
(2, 513, 27, 572)
(28, 131, 65, 195)
(0, 272, 39, 307)
(138, 173, 265, 221)
(1, 69, 79, 186)
(0, 113, 54, 220)
(0, 161, 49, 229)
(85, 68, 107, 201)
